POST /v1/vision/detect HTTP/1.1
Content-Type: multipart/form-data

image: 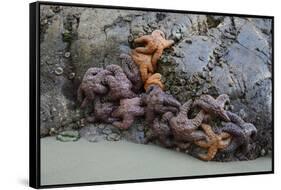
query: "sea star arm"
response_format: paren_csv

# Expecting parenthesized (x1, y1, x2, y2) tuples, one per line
(218, 137, 232, 149)
(80, 97, 91, 108)
(112, 115, 134, 129)
(139, 65, 150, 82)
(144, 73, 164, 90)
(163, 95, 181, 108)
(221, 139, 241, 154)
(135, 39, 157, 54)
(106, 64, 127, 81)
(121, 63, 135, 80)
(220, 132, 231, 139)
(221, 123, 246, 153)
(134, 107, 145, 116)
(151, 48, 163, 68)
(179, 100, 192, 116)
(93, 83, 108, 94)
(134, 35, 151, 44)
(242, 123, 257, 139)
(157, 105, 179, 114)
(194, 139, 210, 148)
(111, 108, 122, 118)
(120, 54, 140, 82)
(200, 124, 216, 139)
(226, 111, 245, 125)
(193, 99, 210, 110)
(164, 40, 175, 48)
(79, 86, 96, 108)
(161, 112, 174, 122)
(189, 130, 207, 141)
(204, 145, 218, 161)
(216, 94, 230, 108)
(191, 110, 205, 128)
(147, 62, 154, 73)
(145, 108, 155, 126)
(222, 122, 245, 137)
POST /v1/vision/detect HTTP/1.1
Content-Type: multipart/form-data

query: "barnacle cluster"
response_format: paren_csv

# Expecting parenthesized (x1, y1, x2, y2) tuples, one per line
(77, 30, 257, 161)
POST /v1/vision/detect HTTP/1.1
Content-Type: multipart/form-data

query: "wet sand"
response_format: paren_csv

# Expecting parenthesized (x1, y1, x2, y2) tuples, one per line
(41, 137, 272, 186)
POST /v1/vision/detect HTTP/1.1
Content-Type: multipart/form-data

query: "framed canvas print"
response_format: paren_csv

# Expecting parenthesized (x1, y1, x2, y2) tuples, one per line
(29, 1, 274, 188)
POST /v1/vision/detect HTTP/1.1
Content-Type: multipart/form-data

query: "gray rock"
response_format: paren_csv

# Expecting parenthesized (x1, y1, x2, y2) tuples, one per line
(106, 133, 121, 141)
(79, 125, 100, 142)
(102, 127, 112, 135)
(172, 36, 220, 76)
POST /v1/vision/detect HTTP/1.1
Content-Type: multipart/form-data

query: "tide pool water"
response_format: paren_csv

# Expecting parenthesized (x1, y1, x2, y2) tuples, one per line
(41, 137, 272, 186)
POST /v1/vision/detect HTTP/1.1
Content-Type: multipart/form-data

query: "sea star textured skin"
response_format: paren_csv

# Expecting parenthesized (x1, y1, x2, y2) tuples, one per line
(194, 124, 232, 161)
(86, 97, 118, 123)
(221, 111, 257, 156)
(120, 53, 143, 93)
(226, 111, 257, 139)
(77, 67, 112, 108)
(134, 30, 174, 69)
(145, 112, 174, 148)
(131, 49, 154, 82)
(142, 84, 181, 126)
(111, 97, 144, 129)
(144, 73, 164, 91)
(168, 100, 206, 143)
(193, 94, 230, 121)
(103, 64, 136, 101)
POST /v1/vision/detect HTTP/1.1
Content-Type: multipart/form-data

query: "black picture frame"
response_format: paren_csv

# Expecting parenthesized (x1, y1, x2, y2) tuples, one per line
(29, 1, 274, 189)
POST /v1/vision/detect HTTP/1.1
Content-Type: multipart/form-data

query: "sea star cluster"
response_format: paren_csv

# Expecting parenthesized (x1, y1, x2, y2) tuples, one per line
(220, 111, 257, 159)
(132, 29, 174, 89)
(77, 29, 258, 162)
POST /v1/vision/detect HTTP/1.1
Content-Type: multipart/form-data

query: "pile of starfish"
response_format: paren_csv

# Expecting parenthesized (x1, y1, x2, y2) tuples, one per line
(77, 30, 257, 161)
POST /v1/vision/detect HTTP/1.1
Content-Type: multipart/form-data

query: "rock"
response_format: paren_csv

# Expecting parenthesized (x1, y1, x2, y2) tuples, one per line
(97, 123, 106, 129)
(79, 125, 99, 142)
(172, 36, 220, 76)
(106, 133, 121, 141)
(56, 130, 80, 142)
(102, 127, 112, 135)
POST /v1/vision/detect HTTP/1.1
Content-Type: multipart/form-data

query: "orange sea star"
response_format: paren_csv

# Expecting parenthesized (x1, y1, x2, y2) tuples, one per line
(131, 49, 154, 82)
(134, 30, 174, 69)
(144, 73, 164, 91)
(194, 124, 232, 161)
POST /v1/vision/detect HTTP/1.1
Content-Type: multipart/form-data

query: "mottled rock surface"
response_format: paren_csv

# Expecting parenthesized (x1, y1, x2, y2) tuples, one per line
(40, 5, 272, 160)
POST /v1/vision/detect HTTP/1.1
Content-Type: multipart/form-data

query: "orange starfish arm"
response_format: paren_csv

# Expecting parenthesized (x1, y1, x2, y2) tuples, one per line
(220, 132, 231, 139)
(135, 46, 155, 54)
(194, 140, 210, 148)
(218, 137, 232, 149)
(144, 79, 164, 90)
(144, 73, 164, 90)
(139, 65, 149, 82)
(164, 39, 175, 48)
(200, 124, 216, 139)
(151, 48, 163, 68)
(206, 145, 218, 161)
(147, 62, 154, 73)
(134, 35, 151, 44)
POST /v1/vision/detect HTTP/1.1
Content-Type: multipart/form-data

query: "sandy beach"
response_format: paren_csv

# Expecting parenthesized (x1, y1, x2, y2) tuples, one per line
(41, 137, 272, 186)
